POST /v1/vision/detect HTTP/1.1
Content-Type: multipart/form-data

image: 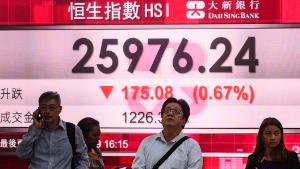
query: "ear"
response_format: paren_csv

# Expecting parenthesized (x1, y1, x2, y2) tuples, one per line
(181, 120, 185, 129)
(181, 116, 186, 125)
(58, 106, 62, 114)
(161, 113, 165, 123)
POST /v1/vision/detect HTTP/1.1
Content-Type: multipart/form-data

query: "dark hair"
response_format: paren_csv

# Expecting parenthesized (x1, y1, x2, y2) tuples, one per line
(254, 117, 288, 162)
(77, 117, 100, 137)
(39, 91, 61, 105)
(161, 97, 190, 125)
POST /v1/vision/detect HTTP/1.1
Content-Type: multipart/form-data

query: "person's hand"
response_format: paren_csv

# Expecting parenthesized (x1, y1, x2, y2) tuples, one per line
(32, 109, 43, 129)
(88, 151, 99, 160)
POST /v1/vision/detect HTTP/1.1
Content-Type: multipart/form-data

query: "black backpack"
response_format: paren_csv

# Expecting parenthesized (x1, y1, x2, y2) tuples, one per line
(66, 122, 76, 169)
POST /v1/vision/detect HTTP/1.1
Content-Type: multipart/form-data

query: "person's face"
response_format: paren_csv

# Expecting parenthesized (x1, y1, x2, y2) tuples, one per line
(39, 98, 62, 125)
(85, 125, 101, 148)
(262, 125, 282, 149)
(161, 102, 185, 129)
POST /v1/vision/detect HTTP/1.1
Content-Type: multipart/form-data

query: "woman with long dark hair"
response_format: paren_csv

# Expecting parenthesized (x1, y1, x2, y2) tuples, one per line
(78, 117, 104, 169)
(245, 117, 299, 169)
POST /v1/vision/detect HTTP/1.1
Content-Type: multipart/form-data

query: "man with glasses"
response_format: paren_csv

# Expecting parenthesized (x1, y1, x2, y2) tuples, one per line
(16, 91, 89, 169)
(132, 97, 203, 169)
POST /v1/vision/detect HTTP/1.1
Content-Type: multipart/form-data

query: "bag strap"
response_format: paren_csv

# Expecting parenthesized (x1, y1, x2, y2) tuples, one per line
(152, 136, 189, 169)
(66, 122, 76, 169)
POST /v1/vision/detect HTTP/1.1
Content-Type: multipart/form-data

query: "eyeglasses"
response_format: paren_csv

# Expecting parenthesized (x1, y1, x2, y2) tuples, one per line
(39, 104, 59, 111)
(164, 107, 182, 115)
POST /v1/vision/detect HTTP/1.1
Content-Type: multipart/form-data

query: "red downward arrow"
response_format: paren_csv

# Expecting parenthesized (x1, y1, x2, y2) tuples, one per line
(100, 86, 113, 99)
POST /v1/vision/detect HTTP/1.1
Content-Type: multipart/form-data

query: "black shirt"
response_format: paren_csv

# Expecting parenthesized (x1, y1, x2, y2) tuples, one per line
(245, 151, 300, 169)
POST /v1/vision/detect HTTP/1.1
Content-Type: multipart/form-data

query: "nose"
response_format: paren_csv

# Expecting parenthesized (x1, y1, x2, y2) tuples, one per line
(271, 134, 276, 139)
(41, 109, 51, 115)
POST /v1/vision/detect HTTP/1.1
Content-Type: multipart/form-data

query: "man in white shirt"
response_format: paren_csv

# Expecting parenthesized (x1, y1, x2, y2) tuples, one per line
(132, 97, 203, 169)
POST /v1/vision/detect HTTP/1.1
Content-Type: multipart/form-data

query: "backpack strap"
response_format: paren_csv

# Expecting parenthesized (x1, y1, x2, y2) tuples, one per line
(152, 136, 189, 169)
(66, 122, 76, 169)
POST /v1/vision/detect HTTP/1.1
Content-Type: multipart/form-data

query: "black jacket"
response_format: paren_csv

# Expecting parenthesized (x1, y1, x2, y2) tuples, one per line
(245, 151, 300, 169)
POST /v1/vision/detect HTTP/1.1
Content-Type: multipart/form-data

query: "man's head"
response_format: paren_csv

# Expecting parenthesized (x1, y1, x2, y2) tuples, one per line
(38, 91, 62, 126)
(161, 97, 190, 129)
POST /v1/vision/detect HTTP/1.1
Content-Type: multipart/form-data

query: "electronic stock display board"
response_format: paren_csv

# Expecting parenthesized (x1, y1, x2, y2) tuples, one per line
(0, 0, 300, 168)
